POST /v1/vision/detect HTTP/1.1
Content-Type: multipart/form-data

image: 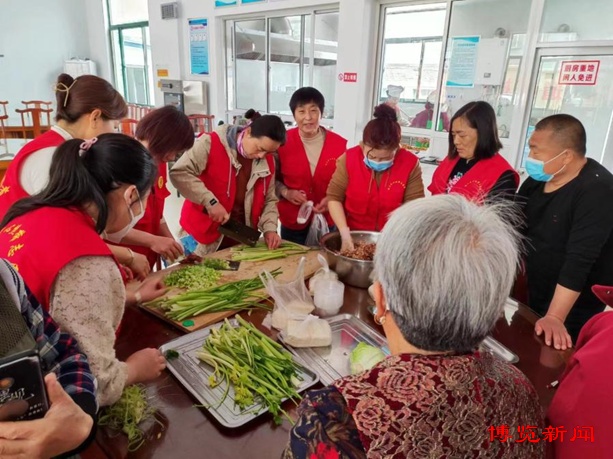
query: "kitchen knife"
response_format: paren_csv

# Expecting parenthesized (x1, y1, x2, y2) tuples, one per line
(219, 219, 261, 247)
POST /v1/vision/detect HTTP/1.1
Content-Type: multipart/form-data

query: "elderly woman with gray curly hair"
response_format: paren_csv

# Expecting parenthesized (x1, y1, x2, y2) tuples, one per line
(283, 194, 543, 459)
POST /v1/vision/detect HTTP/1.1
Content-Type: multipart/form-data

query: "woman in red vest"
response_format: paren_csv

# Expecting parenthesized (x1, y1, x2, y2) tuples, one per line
(0, 73, 151, 278)
(170, 109, 286, 256)
(0, 134, 166, 406)
(276, 87, 347, 245)
(112, 106, 194, 269)
(428, 101, 518, 201)
(327, 104, 424, 251)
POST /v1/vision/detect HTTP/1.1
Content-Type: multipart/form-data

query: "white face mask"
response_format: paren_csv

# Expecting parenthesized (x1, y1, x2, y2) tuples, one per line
(104, 191, 145, 243)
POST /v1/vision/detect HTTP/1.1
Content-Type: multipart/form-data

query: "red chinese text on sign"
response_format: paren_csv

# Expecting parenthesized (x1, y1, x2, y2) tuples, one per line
(338, 72, 358, 83)
(559, 60, 600, 86)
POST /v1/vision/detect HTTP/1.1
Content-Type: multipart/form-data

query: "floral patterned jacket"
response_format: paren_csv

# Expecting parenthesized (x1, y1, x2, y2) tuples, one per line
(282, 352, 544, 459)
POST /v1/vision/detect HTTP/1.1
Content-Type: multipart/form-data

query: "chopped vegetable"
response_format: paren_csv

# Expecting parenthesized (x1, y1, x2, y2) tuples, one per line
(196, 316, 304, 424)
(349, 342, 386, 374)
(200, 258, 231, 270)
(147, 269, 282, 321)
(231, 241, 308, 262)
(164, 264, 222, 291)
(164, 349, 179, 360)
(98, 385, 157, 451)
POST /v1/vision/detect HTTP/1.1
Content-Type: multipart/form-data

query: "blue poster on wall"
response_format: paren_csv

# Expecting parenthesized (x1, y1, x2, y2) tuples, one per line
(189, 18, 209, 75)
(215, 0, 238, 7)
(446, 36, 480, 88)
(241, 0, 266, 3)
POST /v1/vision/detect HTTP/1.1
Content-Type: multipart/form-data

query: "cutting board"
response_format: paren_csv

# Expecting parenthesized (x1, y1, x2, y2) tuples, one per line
(140, 246, 321, 333)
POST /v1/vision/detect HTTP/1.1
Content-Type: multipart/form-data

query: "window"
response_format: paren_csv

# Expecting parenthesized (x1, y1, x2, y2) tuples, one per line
(226, 10, 339, 119)
(107, 0, 154, 105)
(440, 0, 532, 137)
(376, 4, 447, 129)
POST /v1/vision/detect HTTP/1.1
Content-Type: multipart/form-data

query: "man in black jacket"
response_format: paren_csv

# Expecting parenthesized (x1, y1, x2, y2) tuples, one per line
(517, 114, 613, 351)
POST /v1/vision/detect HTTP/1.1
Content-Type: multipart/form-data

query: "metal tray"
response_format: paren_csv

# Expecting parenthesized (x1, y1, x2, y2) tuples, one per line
(480, 336, 519, 364)
(279, 314, 390, 386)
(279, 314, 519, 386)
(159, 319, 319, 428)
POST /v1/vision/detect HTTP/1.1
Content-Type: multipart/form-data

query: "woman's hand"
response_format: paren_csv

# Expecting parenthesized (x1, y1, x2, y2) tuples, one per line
(0, 373, 93, 459)
(313, 197, 329, 214)
(149, 236, 184, 262)
(129, 252, 150, 281)
(136, 278, 167, 304)
(339, 227, 354, 252)
(126, 348, 166, 385)
(208, 203, 230, 224)
(264, 231, 281, 249)
(284, 189, 308, 206)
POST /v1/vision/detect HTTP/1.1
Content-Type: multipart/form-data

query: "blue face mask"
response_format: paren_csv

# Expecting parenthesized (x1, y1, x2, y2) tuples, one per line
(364, 157, 394, 172)
(525, 150, 567, 182)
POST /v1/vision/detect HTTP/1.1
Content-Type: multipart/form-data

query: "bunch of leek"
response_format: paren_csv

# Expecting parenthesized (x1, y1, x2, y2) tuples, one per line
(98, 385, 158, 451)
(230, 241, 308, 262)
(147, 269, 281, 321)
(197, 316, 303, 424)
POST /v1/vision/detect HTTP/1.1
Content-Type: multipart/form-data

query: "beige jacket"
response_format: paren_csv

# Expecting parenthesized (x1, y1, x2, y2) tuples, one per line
(169, 124, 279, 234)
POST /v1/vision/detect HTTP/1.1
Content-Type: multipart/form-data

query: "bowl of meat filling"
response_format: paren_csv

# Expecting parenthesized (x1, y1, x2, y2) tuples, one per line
(319, 231, 379, 289)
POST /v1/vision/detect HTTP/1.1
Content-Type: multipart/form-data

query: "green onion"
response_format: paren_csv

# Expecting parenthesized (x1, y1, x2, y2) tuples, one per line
(98, 385, 158, 451)
(200, 258, 231, 270)
(230, 241, 308, 262)
(164, 349, 179, 360)
(164, 264, 222, 291)
(197, 316, 304, 424)
(147, 269, 282, 321)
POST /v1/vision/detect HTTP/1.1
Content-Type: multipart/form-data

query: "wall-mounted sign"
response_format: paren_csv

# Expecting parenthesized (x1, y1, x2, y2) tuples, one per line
(339, 72, 358, 83)
(559, 60, 600, 86)
(189, 18, 209, 75)
(446, 36, 480, 88)
(242, 0, 266, 3)
(215, 0, 238, 7)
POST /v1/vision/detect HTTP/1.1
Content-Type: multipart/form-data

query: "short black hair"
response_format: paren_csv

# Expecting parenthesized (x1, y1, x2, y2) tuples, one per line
(448, 101, 503, 160)
(289, 87, 325, 115)
(535, 114, 587, 156)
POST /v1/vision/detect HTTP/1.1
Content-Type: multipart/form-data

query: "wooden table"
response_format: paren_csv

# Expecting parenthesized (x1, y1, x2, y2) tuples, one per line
(82, 287, 570, 459)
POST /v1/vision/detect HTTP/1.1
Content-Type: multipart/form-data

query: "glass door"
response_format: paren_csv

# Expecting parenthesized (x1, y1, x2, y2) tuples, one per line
(521, 48, 613, 170)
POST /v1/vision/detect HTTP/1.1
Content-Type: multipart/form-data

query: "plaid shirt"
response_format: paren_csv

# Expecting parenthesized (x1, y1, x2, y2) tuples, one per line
(1, 259, 97, 412)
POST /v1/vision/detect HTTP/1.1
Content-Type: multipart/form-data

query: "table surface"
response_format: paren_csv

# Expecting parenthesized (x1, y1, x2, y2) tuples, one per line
(82, 285, 570, 459)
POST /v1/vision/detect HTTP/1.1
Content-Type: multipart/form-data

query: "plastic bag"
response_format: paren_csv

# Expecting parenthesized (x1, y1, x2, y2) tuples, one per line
(260, 257, 314, 331)
(297, 201, 314, 225)
(305, 213, 330, 247)
(309, 254, 338, 296)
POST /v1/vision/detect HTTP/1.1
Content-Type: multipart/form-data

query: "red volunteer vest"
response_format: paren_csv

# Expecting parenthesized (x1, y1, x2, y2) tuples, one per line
(277, 127, 347, 230)
(428, 153, 519, 202)
(180, 132, 274, 244)
(120, 162, 171, 268)
(0, 130, 65, 219)
(0, 207, 116, 310)
(344, 146, 419, 232)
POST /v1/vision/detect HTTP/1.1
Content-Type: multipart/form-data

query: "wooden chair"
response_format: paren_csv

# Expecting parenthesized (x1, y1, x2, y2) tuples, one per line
(119, 118, 138, 137)
(187, 114, 215, 136)
(21, 101, 53, 126)
(15, 107, 53, 139)
(0, 101, 8, 154)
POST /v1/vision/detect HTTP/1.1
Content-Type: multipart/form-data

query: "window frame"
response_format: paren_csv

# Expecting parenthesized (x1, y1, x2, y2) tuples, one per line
(224, 7, 339, 123)
(106, 1, 152, 105)
(373, 1, 452, 139)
